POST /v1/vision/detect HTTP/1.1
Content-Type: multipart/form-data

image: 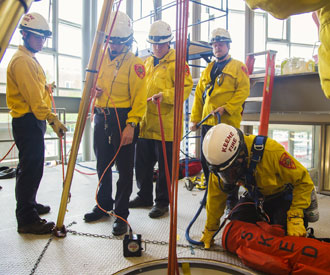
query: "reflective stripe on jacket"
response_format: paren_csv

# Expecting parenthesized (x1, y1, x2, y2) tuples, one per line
(95, 50, 147, 125)
(191, 57, 250, 128)
(139, 49, 193, 141)
(6, 46, 52, 120)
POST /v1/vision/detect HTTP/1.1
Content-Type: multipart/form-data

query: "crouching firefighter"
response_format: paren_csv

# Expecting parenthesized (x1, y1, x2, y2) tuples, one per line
(200, 123, 316, 249)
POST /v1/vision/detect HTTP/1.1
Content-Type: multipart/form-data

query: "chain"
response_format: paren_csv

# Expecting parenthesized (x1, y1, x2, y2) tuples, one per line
(66, 228, 224, 253)
(29, 221, 76, 275)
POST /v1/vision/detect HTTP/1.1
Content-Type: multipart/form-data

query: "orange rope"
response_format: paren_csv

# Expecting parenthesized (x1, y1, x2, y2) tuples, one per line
(0, 143, 16, 163)
(168, 1, 189, 274)
(154, 98, 172, 204)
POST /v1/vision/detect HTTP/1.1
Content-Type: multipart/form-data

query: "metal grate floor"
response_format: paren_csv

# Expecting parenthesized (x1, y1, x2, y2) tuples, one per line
(0, 162, 329, 274)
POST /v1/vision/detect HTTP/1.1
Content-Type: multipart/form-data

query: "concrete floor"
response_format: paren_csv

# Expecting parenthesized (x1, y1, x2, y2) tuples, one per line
(0, 162, 329, 274)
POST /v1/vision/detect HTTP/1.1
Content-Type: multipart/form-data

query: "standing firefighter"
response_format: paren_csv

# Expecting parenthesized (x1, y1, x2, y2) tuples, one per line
(6, 13, 68, 234)
(83, 11, 147, 236)
(200, 123, 315, 249)
(129, 20, 193, 218)
(190, 28, 250, 211)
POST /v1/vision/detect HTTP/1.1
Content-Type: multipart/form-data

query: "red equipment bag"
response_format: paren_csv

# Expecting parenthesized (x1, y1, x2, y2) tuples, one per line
(153, 158, 202, 181)
(178, 158, 202, 179)
(222, 220, 330, 275)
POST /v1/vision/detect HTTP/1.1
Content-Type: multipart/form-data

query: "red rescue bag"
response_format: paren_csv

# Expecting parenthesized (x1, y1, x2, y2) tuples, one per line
(153, 158, 202, 181)
(222, 220, 330, 275)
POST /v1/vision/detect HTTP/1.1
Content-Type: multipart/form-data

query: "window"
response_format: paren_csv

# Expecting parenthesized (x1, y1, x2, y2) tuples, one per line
(254, 11, 318, 72)
(253, 124, 318, 169)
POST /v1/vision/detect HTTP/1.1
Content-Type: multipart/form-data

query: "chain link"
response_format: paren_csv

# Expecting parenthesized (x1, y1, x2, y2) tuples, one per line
(66, 229, 224, 252)
(29, 221, 76, 275)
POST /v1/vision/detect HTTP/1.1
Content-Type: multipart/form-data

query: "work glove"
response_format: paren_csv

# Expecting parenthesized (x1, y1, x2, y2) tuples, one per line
(47, 113, 68, 138)
(287, 209, 306, 237)
(200, 228, 217, 249)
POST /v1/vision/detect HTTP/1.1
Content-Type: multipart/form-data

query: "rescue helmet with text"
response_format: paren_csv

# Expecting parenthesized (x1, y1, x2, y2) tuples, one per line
(203, 124, 247, 191)
(209, 28, 231, 45)
(106, 11, 133, 45)
(19, 12, 52, 38)
(147, 20, 173, 44)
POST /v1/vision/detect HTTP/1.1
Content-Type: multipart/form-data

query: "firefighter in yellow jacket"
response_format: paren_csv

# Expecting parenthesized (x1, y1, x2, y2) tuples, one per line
(200, 123, 315, 249)
(6, 13, 67, 234)
(83, 12, 147, 236)
(244, 0, 330, 99)
(129, 21, 193, 218)
(190, 28, 250, 210)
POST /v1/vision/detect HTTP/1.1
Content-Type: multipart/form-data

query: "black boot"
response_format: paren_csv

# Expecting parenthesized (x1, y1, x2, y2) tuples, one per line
(84, 205, 109, 222)
(36, 203, 51, 215)
(112, 218, 127, 236)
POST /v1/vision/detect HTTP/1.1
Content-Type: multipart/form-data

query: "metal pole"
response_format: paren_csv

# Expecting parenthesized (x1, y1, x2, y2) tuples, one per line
(0, 0, 35, 62)
(55, 0, 114, 231)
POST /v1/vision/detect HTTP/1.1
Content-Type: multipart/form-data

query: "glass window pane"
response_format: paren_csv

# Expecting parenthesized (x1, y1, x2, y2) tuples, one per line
(59, 0, 82, 24)
(228, 0, 246, 10)
(291, 13, 318, 45)
(254, 13, 266, 53)
(267, 42, 289, 66)
(254, 124, 316, 169)
(290, 45, 315, 61)
(58, 56, 82, 90)
(134, 18, 151, 52)
(35, 53, 55, 83)
(58, 24, 82, 56)
(0, 48, 16, 86)
(58, 89, 82, 97)
(268, 15, 287, 40)
(228, 11, 245, 62)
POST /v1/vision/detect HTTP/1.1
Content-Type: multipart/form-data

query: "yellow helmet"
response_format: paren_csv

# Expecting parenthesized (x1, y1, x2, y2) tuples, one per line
(19, 12, 52, 38)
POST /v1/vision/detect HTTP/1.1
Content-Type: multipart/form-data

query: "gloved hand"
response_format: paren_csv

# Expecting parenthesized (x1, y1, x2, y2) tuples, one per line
(200, 228, 217, 249)
(47, 113, 68, 138)
(287, 209, 306, 237)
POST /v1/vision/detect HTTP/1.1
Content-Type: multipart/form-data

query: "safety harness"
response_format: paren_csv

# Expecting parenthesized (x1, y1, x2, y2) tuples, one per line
(202, 58, 231, 104)
(244, 135, 268, 218)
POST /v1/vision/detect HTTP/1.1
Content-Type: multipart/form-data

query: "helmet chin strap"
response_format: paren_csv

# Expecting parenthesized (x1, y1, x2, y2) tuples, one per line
(216, 52, 228, 62)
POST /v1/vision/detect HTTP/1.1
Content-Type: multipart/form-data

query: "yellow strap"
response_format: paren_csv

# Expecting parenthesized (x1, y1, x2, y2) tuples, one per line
(182, 262, 191, 275)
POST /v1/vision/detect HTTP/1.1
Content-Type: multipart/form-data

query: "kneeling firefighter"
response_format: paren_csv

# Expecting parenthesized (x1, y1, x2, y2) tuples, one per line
(200, 123, 315, 249)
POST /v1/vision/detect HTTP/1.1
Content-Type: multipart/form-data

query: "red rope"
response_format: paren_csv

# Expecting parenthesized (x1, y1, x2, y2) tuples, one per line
(168, 1, 189, 274)
(154, 99, 172, 204)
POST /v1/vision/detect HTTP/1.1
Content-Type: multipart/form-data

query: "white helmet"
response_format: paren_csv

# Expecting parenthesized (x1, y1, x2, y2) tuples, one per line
(203, 124, 243, 170)
(209, 28, 231, 44)
(19, 12, 52, 38)
(147, 20, 173, 44)
(106, 11, 133, 45)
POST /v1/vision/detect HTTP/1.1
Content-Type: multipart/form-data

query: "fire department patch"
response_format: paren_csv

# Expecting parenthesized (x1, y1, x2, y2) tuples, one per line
(134, 64, 145, 79)
(185, 64, 190, 76)
(241, 65, 249, 76)
(279, 152, 296, 169)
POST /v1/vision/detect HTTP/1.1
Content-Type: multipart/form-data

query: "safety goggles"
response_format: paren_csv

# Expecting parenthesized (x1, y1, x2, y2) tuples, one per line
(219, 157, 246, 186)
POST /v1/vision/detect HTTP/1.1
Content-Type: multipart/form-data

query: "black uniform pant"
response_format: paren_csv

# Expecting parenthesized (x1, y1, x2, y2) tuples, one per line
(93, 108, 137, 220)
(201, 125, 213, 186)
(12, 113, 46, 227)
(135, 138, 173, 207)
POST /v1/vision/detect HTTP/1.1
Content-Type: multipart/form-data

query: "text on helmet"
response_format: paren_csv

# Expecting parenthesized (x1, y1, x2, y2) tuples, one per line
(24, 14, 35, 22)
(222, 131, 237, 153)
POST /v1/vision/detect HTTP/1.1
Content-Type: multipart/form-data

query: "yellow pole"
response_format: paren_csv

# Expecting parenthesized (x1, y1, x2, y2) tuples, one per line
(0, 0, 34, 62)
(55, 0, 114, 231)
